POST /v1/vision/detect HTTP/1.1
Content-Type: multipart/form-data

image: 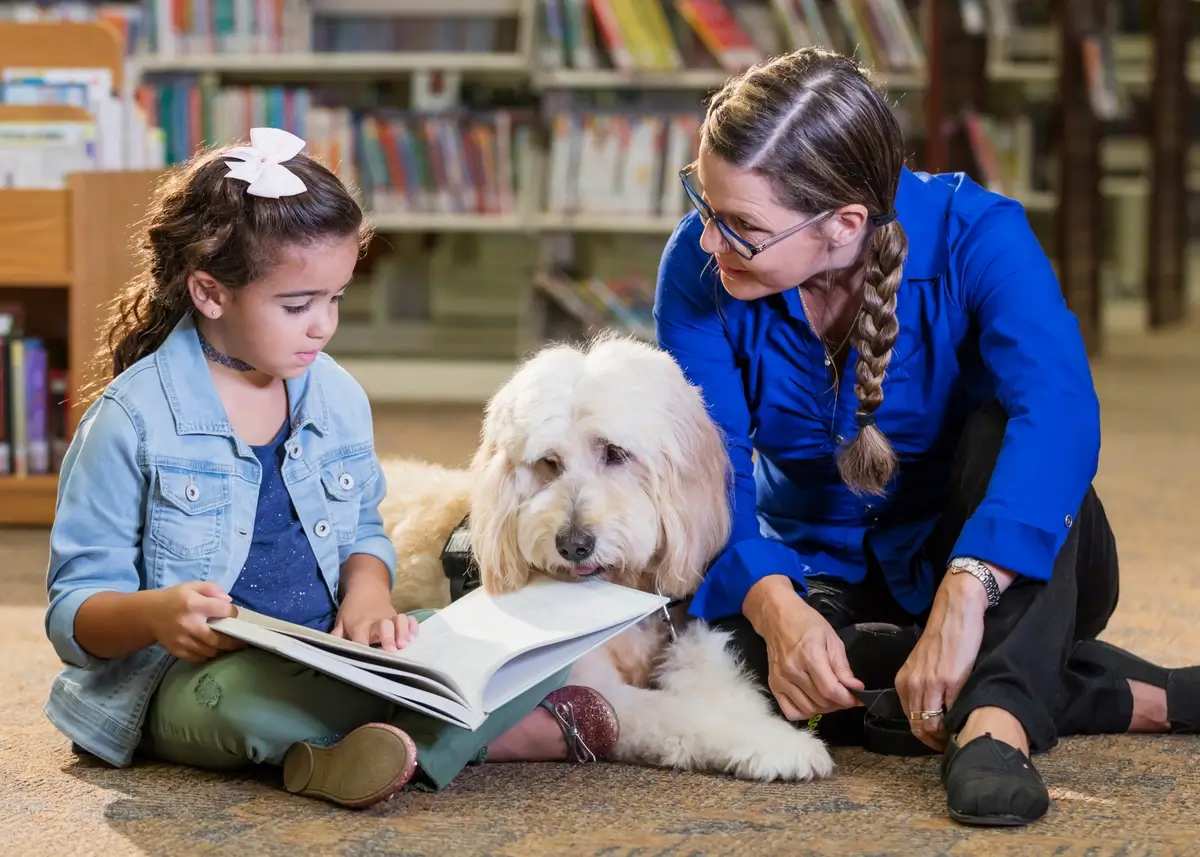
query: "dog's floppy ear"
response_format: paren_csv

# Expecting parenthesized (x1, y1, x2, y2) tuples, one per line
(652, 382, 733, 599)
(467, 439, 528, 594)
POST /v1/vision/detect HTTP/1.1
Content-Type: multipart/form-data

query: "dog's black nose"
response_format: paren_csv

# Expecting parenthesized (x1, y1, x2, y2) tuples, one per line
(556, 528, 596, 562)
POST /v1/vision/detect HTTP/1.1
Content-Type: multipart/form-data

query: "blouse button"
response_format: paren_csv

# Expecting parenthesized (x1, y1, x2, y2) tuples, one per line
(339, 472, 355, 491)
(185, 483, 200, 502)
(1064, 514, 1074, 528)
(314, 520, 332, 538)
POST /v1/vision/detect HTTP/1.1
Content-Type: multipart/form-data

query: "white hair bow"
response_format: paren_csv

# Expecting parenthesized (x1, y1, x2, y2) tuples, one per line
(224, 127, 307, 198)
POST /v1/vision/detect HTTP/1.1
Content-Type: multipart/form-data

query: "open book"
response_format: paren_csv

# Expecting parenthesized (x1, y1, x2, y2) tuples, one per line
(208, 575, 667, 731)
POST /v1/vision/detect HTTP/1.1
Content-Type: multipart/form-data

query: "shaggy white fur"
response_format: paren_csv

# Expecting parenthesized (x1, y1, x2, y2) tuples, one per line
(379, 334, 834, 782)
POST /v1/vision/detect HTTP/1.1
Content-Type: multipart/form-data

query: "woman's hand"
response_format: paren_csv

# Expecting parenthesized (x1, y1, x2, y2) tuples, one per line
(744, 575, 864, 720)
(894, 572, 989, 749)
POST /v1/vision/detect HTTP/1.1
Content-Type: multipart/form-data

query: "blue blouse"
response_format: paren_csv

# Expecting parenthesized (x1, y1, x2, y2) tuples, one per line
(654, 168, 1100, 623)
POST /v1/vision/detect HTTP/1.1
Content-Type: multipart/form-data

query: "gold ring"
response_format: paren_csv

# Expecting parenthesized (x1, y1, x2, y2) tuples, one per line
(909, 710, 943, 721)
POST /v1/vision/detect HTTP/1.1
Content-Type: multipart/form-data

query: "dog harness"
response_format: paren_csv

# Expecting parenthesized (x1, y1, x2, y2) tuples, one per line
(441, 514, 481, 602)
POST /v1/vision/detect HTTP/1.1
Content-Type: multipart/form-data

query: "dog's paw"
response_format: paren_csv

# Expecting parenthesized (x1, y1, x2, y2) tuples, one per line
(726, 721, 835, 782)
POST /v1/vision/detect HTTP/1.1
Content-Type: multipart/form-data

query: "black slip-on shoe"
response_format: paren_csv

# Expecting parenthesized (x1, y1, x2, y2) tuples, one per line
(941, 734, 1050, 827)
(1072, 639, 1200, 733)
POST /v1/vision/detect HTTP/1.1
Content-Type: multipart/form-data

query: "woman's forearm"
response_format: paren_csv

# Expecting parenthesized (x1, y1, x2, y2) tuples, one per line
(743, 574, 802, 636)
(73, 590, 162, 660)
(942, 560, 1018, 615)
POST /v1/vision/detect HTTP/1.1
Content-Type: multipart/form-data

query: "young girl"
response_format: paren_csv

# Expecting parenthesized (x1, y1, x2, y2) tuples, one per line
(43, 127, 619, 809)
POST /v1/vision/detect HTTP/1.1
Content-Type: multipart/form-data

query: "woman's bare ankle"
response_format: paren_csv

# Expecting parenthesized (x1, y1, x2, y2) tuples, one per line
(956, 706, 1030, 755)
(1128, 679, 1170, 732)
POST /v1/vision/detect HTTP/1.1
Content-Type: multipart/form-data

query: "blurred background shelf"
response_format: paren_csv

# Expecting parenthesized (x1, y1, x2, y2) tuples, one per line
(0, 0, 1194, 523)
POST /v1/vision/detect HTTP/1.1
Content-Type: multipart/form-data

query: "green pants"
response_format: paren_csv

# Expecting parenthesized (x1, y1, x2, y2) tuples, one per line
(142, 610, 569, 791)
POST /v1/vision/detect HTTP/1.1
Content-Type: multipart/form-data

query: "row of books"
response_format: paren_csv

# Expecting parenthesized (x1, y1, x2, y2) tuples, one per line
(0, 309, 69, 478)
(545, 110, 700, 220)
(534, 272, 655, 341)
(960, 107, 1046, 201)
(141, 80, 536, 215)
(139, 0, 518, 57)
(539, 0, 924, 77)
(0, 73, 166, 185)
(0, 1, 143, 55)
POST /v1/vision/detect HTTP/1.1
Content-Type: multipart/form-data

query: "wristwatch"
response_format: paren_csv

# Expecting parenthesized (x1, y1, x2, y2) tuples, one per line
(948, 556, 1001, 609)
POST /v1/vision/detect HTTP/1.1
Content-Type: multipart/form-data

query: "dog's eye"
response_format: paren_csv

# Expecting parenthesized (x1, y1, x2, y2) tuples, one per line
(604, 444, 630, 465)
(535, 456, 562, 479)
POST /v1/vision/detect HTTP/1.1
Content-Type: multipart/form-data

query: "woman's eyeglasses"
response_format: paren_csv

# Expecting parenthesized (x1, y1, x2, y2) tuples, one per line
(678, 163, 830, 260)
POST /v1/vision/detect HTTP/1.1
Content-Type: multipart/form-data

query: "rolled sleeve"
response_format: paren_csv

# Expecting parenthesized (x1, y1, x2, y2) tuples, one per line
(951, 197, 1101, 580)
(348, 451, 399, 586)
(45, 396, 147, 669)
(654, 213, 813, 622)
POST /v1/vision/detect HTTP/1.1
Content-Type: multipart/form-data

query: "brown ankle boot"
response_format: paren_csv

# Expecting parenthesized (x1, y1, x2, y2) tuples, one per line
(282, 723, 417, 809)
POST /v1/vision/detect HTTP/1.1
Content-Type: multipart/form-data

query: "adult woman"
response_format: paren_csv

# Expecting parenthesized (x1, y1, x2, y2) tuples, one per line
(654, 46, 1198, 828)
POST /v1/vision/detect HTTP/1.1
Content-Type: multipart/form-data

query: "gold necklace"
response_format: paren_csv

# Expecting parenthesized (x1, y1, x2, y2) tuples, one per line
(797, 287, 860, 370)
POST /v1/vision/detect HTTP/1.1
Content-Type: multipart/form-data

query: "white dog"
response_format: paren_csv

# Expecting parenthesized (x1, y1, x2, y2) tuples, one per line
(380, 334, 834, 782)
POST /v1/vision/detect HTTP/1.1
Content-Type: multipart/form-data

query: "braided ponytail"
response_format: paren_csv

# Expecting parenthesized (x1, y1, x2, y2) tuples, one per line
(701, 46, 909, 496)
(837, 221, 907, 495)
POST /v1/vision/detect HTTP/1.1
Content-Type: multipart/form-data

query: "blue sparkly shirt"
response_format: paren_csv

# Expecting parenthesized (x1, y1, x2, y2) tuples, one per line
(229, 420, 339, 632)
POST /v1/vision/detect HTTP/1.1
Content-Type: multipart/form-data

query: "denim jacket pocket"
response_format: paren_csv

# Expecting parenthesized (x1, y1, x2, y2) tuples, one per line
(150, 465, 233, 559)
(319, 451, 377, 544)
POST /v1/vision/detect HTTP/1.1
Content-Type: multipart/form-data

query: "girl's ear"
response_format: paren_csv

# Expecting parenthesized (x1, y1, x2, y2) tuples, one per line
(187, 271, 228, 318)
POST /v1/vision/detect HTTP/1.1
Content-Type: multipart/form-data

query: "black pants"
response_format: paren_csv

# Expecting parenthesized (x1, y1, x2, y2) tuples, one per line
(715, 400, 1135, 755)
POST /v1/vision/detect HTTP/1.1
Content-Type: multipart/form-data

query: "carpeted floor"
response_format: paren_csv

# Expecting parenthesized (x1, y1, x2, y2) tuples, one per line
(2, 319, 1199, 856)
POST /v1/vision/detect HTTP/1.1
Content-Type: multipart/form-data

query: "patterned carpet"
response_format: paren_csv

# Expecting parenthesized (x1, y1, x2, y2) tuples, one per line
(2, 317, 1199, 857)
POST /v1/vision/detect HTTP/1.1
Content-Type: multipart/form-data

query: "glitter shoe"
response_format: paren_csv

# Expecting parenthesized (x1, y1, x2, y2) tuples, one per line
(282, 723, 417, 809)
(538, 686, 620, 762)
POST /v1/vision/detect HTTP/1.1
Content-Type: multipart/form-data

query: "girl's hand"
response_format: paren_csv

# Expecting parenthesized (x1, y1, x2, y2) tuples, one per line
(745, 576, 864, 720)
(147, 581, 246, 662)
(332, 593, 419, 652)
(895, 573, 988, 749)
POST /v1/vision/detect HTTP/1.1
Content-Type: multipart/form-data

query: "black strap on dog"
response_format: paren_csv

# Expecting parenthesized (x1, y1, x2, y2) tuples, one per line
(441, 514, 481, 603)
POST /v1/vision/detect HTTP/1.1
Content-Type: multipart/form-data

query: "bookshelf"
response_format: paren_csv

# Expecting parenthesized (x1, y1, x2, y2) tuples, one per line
(1147, 0, 1190, 330)
(122, 0, 936, 359)
(1057, 0, 1106, 356)
(0, 18, 162, 524)
(970, 1, 1198, 346)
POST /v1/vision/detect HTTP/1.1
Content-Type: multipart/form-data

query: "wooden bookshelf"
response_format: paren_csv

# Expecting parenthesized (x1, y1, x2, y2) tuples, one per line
(0, 20, 160, 526)
(1147, 0, 1191, 329)
(1056, 0, 1106, 356)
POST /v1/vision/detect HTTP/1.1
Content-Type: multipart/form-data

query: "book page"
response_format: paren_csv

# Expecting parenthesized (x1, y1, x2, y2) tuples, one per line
(479, 615, 646, 712)
(209, 617, 484, 729)
(221, 576, 667, 712)
(393, 576, 668, 709)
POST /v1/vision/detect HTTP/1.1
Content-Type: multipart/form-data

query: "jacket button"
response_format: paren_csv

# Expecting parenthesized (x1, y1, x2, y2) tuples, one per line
(339, 472, 355, 491)
(185, 483, 200, 502)
(288, 444, 302, 460)
(314, 520, 331, 538)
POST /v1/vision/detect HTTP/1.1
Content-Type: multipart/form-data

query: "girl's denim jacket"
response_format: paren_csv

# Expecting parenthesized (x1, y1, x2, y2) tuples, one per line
(43, 313, 397, 767)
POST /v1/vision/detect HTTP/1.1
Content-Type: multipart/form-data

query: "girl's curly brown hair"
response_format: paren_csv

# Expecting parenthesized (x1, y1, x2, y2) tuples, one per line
(80, 140, 371, 409)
